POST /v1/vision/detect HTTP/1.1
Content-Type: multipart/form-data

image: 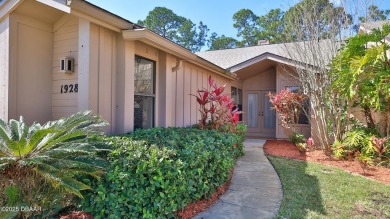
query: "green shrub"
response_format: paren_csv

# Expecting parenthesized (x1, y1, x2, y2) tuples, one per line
(289, 132, 306, 145)
(81, 127, 245, 218)
(0, 111, 108, 218)
(332, 128, 389, 166)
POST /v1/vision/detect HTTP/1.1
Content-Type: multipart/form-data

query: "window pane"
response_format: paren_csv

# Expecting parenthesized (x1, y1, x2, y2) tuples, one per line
(286, 86, 301, 93)
(135, 57, 154, 95)
(231, 87, 237, 104)
(134, 96, 154, 129)
(248, 93, 258, 128)
(237, 89, 242, 105)
(264, 94, 276, 129)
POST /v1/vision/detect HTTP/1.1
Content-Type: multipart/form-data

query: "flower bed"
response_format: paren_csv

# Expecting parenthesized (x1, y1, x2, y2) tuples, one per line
(264, 140, 390, 185)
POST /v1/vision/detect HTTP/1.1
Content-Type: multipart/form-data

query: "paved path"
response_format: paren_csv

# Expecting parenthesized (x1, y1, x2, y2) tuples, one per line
(195, 139, 282, 219)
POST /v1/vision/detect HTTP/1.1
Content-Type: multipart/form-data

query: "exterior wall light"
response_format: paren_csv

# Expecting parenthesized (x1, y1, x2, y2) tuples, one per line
(59, 57, 74, 73)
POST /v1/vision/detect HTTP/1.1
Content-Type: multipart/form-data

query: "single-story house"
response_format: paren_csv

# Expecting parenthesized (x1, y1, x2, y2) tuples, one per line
(0, 0, 237, 134)
(0, 0, 383, 139)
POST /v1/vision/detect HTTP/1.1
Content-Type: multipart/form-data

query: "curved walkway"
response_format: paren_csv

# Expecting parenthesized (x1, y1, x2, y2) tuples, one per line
(195, 139, 282, 219)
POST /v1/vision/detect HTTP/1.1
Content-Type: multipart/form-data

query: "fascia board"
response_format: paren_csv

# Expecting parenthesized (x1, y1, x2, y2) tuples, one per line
(228, 53, 318, 73)
(123, 29, 197, 60)
(122, 29, 235, 80)
(70, 0, 133, 30)
(36, 0, 70, 13)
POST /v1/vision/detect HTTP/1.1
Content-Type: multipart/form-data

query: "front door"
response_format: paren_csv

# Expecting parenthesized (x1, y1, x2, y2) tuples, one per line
(246, 91, 276, 137)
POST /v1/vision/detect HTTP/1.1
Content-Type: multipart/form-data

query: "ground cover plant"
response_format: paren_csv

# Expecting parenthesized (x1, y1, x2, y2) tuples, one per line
(81, 126, 246, 218)
(0, 111, 108, 219)
(268, 155, 390, 218)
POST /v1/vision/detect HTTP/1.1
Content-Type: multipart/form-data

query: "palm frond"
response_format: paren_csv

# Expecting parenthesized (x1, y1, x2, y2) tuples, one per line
(33, 163, 91, 198)
(0, 111, 109, 205)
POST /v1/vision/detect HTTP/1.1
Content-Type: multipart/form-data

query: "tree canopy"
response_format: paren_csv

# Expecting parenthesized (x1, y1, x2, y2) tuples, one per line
(138, 7, 209, 52)
(138, 2, 389, 51)
(359, 5, 390, 23)
(208, 33, 239, 50)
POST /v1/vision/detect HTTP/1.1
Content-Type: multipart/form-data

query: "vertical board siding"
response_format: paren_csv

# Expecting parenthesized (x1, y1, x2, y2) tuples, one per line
(12, 17, 53, 125)
(165, 54, 176, 127)
(175, 67, 184, 127)
(183, 64, 191, 126)
(89, 24, 116, 133)
(98, 28, 113, 132)
(52, 17, 78, 119)
(89, 24, 99, 113)
(169, 61, 233, 128)
(190, 68, 198, 125)
(196, 70, 203, 123)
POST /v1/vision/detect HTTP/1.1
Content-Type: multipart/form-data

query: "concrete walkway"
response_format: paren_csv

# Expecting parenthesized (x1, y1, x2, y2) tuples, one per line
(195, 139, 282, 219)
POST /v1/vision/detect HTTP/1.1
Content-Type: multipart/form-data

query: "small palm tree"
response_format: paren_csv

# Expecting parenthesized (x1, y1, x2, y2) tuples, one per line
(0, 111, 108, 217)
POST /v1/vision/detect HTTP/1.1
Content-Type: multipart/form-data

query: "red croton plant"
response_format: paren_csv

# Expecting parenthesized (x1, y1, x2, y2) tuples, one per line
(267, 88, 304, 131)
(192, 76, 240, 132)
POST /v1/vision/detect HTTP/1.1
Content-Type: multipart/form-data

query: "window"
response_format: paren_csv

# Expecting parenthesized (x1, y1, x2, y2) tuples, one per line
(231, 87, 243, 121)
(134, 56, 155, 129)
(286, 86, 309, 124)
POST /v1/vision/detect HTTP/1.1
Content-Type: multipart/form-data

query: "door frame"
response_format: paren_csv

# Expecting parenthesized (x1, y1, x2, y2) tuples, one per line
(243, 90, 276, 138)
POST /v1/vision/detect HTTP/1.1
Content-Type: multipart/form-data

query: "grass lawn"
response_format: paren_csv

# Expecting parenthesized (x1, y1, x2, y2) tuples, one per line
(267, 156, 390, 219)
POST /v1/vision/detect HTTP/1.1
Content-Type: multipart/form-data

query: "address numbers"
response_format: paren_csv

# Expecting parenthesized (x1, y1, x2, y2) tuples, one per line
(60, 84, 78, 93)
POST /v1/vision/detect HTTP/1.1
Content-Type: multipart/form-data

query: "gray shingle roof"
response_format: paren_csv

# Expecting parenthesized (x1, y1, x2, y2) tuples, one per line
(360, 20, 390, 31)
(196, 43, 287, 69)
(196, 40, 337, 71)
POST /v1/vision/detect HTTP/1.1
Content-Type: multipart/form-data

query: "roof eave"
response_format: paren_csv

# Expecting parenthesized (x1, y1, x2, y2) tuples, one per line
(70, 0, 133, 32)
(123, 29, 235, 80)
(0, 0, 24, 21)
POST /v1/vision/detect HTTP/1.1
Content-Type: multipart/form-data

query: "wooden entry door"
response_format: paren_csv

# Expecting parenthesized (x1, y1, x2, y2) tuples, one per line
(246, 91, 276, 137)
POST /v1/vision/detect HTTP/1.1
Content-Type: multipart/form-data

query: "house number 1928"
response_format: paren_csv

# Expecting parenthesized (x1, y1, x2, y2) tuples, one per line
(60, 84, 78, 93)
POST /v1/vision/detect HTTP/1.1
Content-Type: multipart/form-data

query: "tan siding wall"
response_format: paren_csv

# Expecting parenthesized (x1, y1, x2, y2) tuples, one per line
(89, 23, 117, 133)
(276, 66, 310, 139)
(52, 16, 78, 119)
(9, 14, 53, 124)
(0, 17, 9, 121)
(170, 61, 231, 127)
(164, 54, 177, 127)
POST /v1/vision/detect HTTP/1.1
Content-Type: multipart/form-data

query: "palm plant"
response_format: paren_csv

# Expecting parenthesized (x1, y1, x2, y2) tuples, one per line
(0, 111, 108, 217)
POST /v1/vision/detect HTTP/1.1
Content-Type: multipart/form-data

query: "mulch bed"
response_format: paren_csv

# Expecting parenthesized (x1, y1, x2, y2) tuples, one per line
(264, 140, 390, 186)
(59, 211, 94, 219)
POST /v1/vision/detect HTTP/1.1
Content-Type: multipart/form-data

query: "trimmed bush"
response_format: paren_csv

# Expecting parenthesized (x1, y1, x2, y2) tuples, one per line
(81, 126, 246, 218)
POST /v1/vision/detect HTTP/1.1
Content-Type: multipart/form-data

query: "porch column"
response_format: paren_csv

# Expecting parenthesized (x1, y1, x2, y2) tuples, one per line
(123, 40, 135, 133)
(78, 18, 90, 111)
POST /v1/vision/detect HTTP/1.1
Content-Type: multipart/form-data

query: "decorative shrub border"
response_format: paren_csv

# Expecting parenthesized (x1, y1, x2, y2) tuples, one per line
(81, 126, 246, 218)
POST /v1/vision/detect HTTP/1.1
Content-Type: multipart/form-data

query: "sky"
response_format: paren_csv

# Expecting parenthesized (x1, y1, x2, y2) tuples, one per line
(88, 0, 390, 45)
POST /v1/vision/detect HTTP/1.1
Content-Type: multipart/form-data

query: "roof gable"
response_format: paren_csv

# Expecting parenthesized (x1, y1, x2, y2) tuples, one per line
(196, 40, 336, 72)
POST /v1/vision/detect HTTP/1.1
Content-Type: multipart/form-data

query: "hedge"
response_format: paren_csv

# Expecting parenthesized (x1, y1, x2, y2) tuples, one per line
(81, 126, 246, 218)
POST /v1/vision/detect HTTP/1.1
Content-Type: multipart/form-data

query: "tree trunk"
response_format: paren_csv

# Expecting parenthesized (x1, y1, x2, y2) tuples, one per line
(363, 106, 375, 130)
